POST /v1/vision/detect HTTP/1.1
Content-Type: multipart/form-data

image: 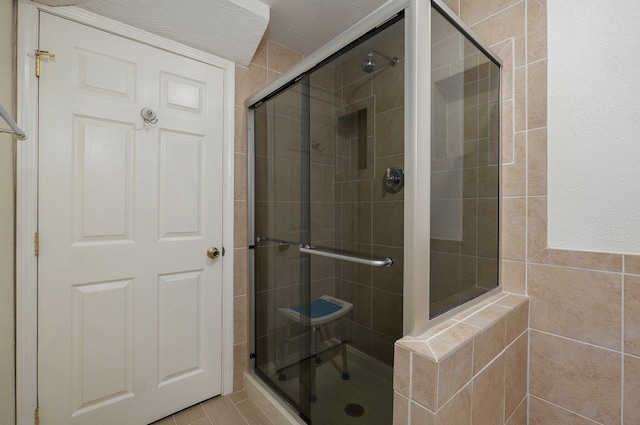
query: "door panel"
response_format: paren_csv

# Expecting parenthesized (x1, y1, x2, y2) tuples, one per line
(73, 116, 135, 244)
(159, 131, 205, 238)
(157, 270, 203, 383)
(72, 279, 134, 410)
(38, 12, 225, 425)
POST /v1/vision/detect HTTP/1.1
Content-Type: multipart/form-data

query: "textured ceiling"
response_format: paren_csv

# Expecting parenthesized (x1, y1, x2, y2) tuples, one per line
(34, 0, 270, 66)
(33, 0, 388, 64)
(260, 0, 389, 55)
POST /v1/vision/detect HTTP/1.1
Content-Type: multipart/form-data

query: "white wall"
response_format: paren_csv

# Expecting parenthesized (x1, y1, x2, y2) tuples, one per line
(0, 1, 16, 424)
(547, 0, 640, 254)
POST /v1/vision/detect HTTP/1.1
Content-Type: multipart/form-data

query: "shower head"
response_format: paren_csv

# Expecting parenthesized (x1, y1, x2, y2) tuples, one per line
(362, 51, 376, 74)
(361, 48, 398, 74)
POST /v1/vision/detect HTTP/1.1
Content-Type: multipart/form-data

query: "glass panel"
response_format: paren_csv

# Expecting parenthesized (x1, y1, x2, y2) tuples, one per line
(307, 18, 404, 425)
(429, 6, 500, 318)
(254, 79, 313, 420)
(253, 15, 404, 425)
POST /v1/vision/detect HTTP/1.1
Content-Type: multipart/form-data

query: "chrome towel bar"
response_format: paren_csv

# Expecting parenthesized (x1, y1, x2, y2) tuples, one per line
(299, 245, 393, 267)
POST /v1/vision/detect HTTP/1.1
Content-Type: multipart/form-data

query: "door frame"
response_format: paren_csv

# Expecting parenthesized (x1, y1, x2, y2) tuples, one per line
(15, 2, 235, 424)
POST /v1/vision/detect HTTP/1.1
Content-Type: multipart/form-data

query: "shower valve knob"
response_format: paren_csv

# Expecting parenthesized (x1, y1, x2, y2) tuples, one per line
(383, 166, 404, 193)
(386, 168, 400, 183)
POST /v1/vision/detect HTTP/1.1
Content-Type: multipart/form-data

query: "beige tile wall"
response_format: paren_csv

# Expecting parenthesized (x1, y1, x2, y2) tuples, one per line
(394, 293, 528, 424)
(446, 0, 640, 423)
(528, 254, 640, 424)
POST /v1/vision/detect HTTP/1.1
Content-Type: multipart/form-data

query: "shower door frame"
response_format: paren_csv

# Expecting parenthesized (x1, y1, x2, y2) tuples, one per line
(247, 0, 504, 385)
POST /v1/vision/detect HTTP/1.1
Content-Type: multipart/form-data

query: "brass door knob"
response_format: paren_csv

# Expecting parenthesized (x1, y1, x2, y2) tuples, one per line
(207, 247, 220, 259)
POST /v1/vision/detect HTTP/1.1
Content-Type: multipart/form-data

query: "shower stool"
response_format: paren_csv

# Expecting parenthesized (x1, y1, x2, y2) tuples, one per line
(277, 295, 353, 402)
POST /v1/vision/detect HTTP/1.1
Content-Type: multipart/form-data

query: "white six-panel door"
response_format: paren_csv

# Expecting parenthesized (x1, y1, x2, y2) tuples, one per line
(38, 13, 226, 425)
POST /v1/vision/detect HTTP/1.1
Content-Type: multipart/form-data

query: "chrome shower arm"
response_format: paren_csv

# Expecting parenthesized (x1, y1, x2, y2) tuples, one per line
(371, 48, 398, 66)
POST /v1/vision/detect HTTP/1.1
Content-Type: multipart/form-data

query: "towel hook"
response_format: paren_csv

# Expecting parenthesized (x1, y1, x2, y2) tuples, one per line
(140, 108, 158, 125)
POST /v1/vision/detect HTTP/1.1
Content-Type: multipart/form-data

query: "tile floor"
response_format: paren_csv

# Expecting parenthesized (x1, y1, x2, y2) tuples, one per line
(150, 391, 276, 425)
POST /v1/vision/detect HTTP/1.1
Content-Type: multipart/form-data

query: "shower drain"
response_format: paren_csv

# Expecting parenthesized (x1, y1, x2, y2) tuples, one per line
(344, 403, 365, 417)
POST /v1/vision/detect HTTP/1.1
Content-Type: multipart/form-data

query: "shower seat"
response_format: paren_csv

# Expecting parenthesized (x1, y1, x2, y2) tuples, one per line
(277, 295, 353, 402)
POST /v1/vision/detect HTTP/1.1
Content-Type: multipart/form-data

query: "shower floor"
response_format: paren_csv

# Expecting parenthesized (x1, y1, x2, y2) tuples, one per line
(273, 345, 393, 425)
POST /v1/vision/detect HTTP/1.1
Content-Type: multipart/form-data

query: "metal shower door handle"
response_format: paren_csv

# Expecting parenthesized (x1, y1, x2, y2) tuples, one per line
(299, 245, 393, 267)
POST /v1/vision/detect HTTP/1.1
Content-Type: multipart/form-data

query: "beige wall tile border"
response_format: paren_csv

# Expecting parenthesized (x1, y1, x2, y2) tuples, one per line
(395, 294, 528, 420)
(397, 293, 527, 361)
(626, 255, 640, 275)
(530, 248, 623, 272)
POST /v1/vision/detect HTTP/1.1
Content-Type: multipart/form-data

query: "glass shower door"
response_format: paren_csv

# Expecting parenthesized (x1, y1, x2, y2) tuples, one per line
(252, 15, 405, 425)
(253, 76, 313, 421)
(304, 24, 405, 421)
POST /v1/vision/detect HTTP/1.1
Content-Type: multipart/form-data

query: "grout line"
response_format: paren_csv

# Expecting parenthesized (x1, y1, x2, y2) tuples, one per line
(437, 380, 471, 414)
(526, 57, 547, 66)
(468, 326, 526, 382)
(232, 399, 252, 425)
(200, 401, 212, 425)
(504, 394, 527, 424)
(408, 351, 413, 422)
(527, 259, 624, 275)
(622, 354, 626, 425)
(523, 52, 529, 300)
(502, 342, 506, 425)
(244, 397, 277, 425)
(265, 40, 270, 72)
(525, 125, 547, 132)
(622, 256, 626, 423)
(470, 371, 475, 423)
(469, 0, 525, 29)
(530, 329, 623, 355)
(623, 351, 640, 361)
(529, 395, 603, 425)
(526, 327, 530, 425)
(434, 350, 440, 411)
(425, 341, 438, 361)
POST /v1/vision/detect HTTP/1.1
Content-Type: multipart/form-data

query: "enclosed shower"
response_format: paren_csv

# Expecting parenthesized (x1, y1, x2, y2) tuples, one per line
(246, 1, 500, 423)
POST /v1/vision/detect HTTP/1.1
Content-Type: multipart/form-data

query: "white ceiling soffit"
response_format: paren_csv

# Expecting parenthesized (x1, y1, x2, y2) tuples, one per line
(261, 0, 390, 55)
(34, 0, 269, 66)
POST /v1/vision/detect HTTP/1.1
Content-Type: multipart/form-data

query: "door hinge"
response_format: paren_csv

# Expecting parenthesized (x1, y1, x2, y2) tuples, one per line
(35, 407, 40, 425)
(34, 232, 39, 256)
(35, 50, 55, 78)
